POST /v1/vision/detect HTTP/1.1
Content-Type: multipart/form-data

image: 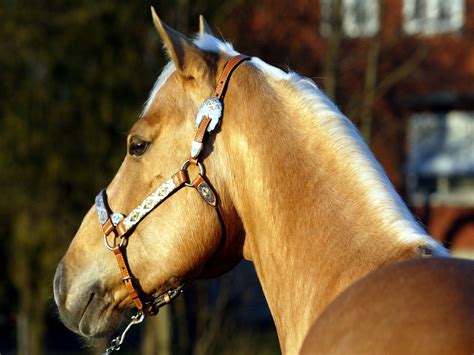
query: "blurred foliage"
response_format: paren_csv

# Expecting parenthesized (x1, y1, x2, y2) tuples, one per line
(0, 2, 159, 353)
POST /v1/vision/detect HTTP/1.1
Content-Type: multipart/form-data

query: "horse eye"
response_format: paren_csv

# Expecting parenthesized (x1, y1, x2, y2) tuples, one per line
(129, 137, 149, 157)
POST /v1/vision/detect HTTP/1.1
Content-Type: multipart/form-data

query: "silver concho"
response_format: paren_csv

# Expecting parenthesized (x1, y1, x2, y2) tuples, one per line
(197, 182, 215, 206)
(195, 98, 223, 132)
(95, 190, 108, 225)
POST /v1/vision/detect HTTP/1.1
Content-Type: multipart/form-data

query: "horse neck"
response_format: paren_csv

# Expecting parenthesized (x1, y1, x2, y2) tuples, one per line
(216, 65, 439, 354)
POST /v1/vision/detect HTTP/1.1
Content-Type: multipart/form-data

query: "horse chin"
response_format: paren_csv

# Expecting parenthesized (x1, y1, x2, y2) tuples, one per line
(57, 290, 124, 339)
(77, 293, 123, 338)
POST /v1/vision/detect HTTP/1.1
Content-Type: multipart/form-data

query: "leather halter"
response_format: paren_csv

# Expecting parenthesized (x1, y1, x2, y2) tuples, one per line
(94, 55, 250, 319)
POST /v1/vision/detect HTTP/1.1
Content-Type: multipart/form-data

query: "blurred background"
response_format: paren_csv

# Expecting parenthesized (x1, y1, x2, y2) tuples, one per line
(1, 0, 473, 354)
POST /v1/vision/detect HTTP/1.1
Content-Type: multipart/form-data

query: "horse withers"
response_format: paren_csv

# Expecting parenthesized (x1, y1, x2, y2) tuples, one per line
(54, 9, 474, 354)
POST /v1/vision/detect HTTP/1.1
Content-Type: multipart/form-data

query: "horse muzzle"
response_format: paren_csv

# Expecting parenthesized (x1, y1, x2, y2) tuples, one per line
(53, 259, 122, 338)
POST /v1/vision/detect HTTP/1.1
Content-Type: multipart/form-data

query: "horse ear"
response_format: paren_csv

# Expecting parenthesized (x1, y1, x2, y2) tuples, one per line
(199, 15, 214, 36)
(151, 7, 206, 77)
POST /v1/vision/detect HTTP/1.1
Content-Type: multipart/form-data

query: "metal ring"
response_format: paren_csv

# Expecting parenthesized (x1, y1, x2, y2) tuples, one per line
(180, 159, 191, 171)
(180, 159, 204, 175)
(103, 234, 118, 251)
(104, 234, 126, 251)
(180, 159, 204, 186)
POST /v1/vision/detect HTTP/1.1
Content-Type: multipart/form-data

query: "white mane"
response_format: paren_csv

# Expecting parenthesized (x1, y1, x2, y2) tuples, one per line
(142, 33, 446, 255)
(141, 34, 239, 115)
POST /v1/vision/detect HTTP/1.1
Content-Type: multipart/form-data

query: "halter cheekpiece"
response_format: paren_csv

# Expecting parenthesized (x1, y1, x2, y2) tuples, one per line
(94, 54, 250, 354)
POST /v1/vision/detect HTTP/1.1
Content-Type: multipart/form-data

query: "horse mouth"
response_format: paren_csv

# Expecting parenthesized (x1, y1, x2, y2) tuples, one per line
(78, 292, 95, 332)
(77, 292, 103, 337)
(76, 291, 122, 338)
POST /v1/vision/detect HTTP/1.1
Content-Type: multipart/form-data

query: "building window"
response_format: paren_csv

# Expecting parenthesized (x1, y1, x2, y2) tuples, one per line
(403, 0, 464, 35)
(407, 111, 474, 206)
(321, 0, 380, 38)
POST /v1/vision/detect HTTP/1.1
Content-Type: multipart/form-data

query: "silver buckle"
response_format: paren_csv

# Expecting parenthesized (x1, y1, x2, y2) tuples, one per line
(191, 98, 223, 158)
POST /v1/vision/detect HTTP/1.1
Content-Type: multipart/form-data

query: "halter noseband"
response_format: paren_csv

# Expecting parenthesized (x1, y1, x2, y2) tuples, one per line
(94, 54, 250, 353)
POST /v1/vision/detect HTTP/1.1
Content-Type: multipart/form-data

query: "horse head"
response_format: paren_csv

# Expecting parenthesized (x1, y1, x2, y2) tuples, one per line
(54, 11, 247, 338)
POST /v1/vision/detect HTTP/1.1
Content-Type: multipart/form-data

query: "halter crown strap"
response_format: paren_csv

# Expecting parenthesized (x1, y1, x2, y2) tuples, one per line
(191, 54, 250, 159)
(214, 54, 250, 99)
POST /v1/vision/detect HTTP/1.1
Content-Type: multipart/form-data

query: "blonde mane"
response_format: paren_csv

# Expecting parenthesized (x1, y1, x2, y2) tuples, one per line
(143, 33, 445, 254)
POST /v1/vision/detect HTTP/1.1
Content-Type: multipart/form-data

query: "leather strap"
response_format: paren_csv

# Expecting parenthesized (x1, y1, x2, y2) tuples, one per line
(113, 247, 144, 310)
(172, 170, 189, 187)
(102, 219, 115, 236)
(194, 116, 212, 144)
(190, 55, 250, 160)
(214, 54, 250, 99)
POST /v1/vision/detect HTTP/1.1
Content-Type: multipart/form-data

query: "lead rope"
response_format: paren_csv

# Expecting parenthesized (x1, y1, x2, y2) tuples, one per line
(97, 54, 250, 353)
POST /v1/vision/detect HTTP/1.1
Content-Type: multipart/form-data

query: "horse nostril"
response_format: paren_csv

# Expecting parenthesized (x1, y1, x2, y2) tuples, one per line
(53, 260, 67, 307)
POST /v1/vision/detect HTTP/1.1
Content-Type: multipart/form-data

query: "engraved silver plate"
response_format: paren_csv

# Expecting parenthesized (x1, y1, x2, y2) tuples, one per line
(197, 182, 215, 205)
(95, 190, 109, 225)
(190, 140, 204, 158)
(196, 98, 223, 132)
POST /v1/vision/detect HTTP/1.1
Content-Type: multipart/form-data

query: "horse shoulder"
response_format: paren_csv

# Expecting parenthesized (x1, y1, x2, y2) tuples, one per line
(299, 257, 474, 355)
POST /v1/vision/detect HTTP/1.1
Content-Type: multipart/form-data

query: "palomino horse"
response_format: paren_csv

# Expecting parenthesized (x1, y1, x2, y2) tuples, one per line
(54, 9, 474, 354)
